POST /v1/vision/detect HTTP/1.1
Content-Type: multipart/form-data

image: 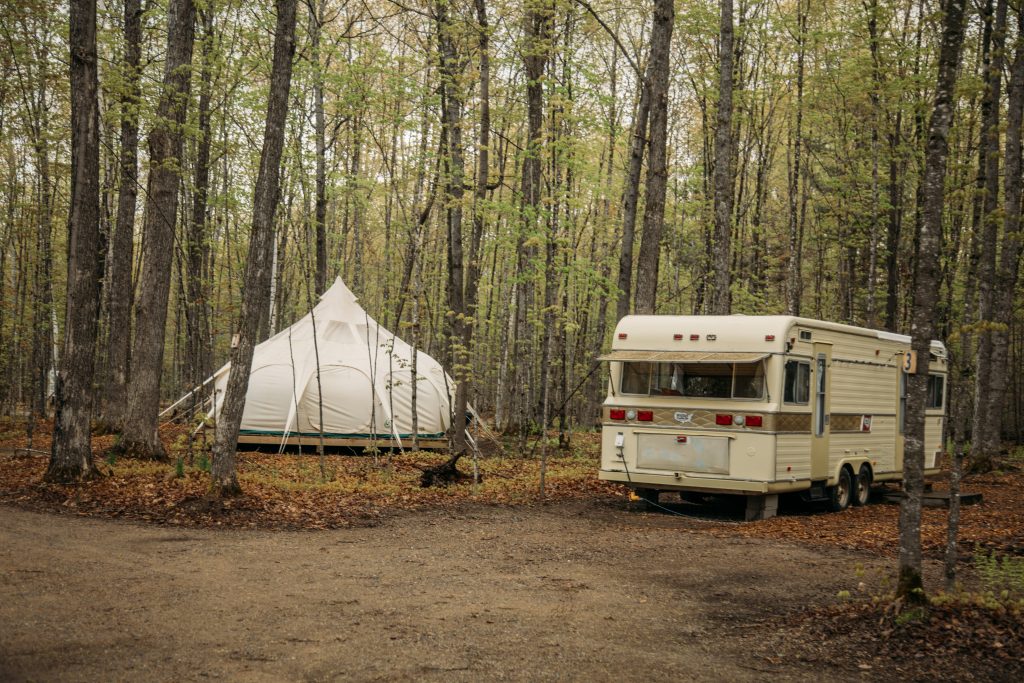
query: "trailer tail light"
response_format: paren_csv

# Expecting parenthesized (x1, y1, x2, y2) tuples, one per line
(676, 435, 688, 443)
(690, 334, 700, 341)
(765, 335, 775, 341)
(715, 414, 733, 426)
(618, 333, 627, 340)
(609, 409, 625, 420)
(637, 410, 654, 422)
(673, 334, 683, 340)
(744, 415, 763, 427)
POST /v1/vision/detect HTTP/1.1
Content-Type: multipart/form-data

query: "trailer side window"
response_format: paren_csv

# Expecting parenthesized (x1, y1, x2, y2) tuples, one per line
(733, 362, 766, 399)
(784, 361, 810, 404)
(899, 371, 907, 434)
(621, 362, 651, 395)
(928, 374, 945, 410)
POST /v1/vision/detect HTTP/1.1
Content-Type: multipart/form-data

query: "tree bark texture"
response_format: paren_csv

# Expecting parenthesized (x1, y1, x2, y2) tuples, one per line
(785, 0, 808, 316)
(709, 0, 734, 315)
(971, 0, 1008, 468)
(311, 0, 328, 296)
(980, 8, 1024, 471)
(47, 0, 102, 483)
(186, 5, 215, 397)
(437, 0, 467, 453)
(211, 0, 298, 496)
(98, 0, 141, 431)
(899, 0, 967, 603)
(616, 76, 651, 323)
(117, 0, 195, 460)
(633, 0, 674, 315)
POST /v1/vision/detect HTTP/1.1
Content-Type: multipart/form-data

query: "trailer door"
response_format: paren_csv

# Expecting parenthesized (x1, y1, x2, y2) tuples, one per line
(811, 343, 832, 480)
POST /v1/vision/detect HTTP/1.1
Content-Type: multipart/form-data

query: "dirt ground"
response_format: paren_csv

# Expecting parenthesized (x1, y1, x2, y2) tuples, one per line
(1, 500, 957, 683)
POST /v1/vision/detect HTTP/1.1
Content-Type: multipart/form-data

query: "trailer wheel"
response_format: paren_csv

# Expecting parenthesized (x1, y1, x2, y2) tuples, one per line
(852, 464, 872, 506)
(827, 467, 852, 512)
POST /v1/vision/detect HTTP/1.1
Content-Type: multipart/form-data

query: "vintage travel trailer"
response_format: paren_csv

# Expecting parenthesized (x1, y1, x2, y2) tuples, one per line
(598, 316, 947, 520)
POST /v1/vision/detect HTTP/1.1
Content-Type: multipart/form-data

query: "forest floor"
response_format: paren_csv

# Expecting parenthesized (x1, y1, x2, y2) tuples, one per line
(1, 419, 1023, 681)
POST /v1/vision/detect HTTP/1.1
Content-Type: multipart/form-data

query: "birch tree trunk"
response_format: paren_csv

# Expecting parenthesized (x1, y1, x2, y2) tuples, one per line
(46, 0, 102, 483)
(899, 0, 967, 604)
(116, 0, 195, 460)
(211, 0, 298, 496)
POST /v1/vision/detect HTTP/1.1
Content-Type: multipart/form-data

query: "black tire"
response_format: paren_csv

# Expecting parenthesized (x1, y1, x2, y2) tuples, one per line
(852, 464, 872, 506)
(827, 467, 852, 512)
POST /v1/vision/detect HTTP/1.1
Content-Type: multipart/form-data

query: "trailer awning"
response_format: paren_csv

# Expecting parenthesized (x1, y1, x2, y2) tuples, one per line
(597, 350, 771, 363)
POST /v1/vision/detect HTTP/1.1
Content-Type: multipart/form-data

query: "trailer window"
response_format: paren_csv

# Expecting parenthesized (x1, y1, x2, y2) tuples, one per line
(784, 360, 810, 404)
(681, 363, 733, 398)
(628, 361, 765, 399)
(928, 374, 945, 410)
(621, 362, 652, 395)
(733, 362, 766, 399)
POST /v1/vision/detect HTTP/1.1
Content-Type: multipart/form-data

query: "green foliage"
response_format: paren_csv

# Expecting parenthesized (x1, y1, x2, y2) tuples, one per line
(974, 550, 1024, 599)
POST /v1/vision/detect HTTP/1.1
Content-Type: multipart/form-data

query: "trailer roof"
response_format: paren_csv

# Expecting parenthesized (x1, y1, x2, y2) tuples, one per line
(608, 315, 946, 358)
(598, 350, 770, 363)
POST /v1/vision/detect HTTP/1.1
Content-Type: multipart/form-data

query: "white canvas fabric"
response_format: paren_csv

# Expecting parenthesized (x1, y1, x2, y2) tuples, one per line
(209, 278, 454, 444)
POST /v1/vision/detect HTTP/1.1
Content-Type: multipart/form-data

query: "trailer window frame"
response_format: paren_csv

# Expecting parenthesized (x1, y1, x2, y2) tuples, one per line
(619, 360, 767, 400)
(783, 360, 811, 405)
(927, 374, 945, 410)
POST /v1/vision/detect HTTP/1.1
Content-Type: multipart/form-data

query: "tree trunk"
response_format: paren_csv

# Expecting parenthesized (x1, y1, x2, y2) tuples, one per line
(616, 75, 650, 322)
(978, 8, 1024, 472)
(98, 0, 142, 431)
(210, 0, 298, 496)
(899, 0, 967, 604)
(116, 0, 196, 460)
(709, 0, 734, 315)
(311, 0, 328, 296)
(186, 4, 214, 398)
(633, 0, 674, 315)
(785, 0, 808, 316)
(46, 0, 102, 483)
(437, 0, 467, 454)
(971, 0, 1008, 469)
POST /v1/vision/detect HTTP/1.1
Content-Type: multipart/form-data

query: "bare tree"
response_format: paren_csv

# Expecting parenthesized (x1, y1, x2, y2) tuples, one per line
(899, 0, 968, 604)
(210, 0, 299, 496)
(46, 0, 101, 483)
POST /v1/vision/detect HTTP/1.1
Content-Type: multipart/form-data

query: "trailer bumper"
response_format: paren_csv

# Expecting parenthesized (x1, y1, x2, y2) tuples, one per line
(599, 469, 808, 495)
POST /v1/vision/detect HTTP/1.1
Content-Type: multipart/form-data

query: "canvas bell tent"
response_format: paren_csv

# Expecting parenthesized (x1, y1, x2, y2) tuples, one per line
(195, 279, 455, 449)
